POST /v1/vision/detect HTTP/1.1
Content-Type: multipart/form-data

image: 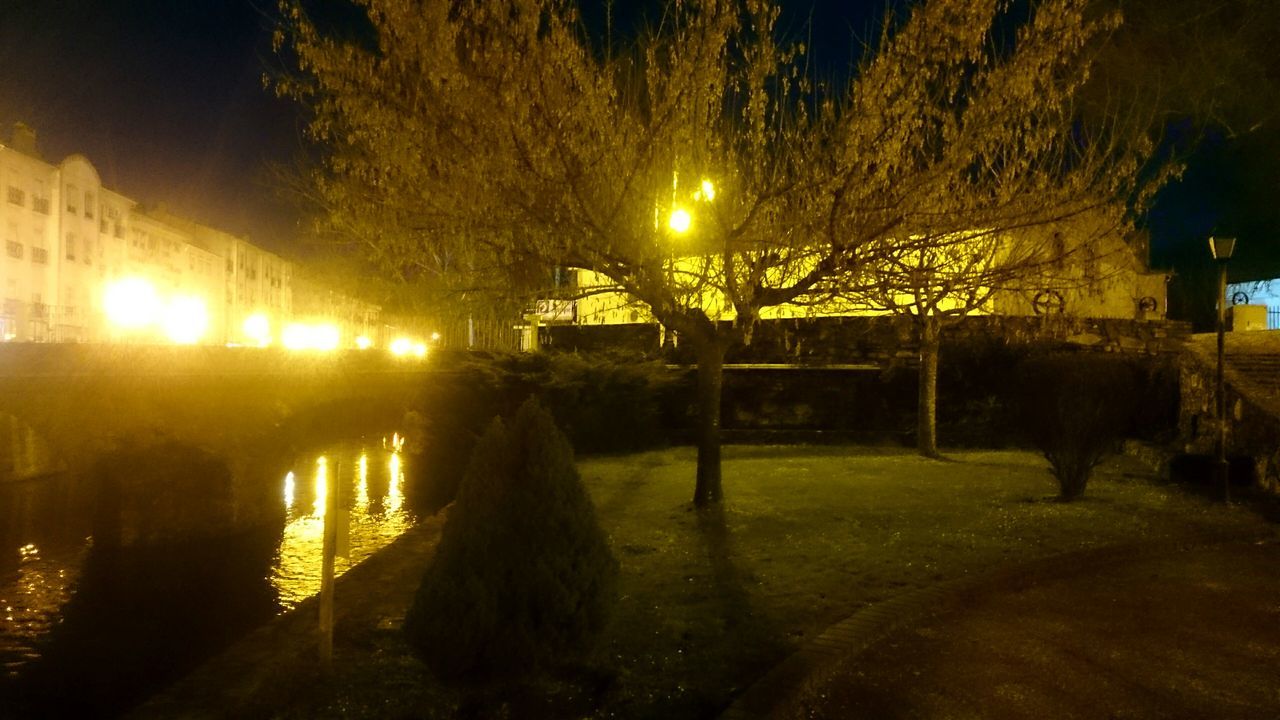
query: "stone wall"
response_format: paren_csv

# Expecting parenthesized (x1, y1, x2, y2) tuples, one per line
(544, 315, 1191, 365)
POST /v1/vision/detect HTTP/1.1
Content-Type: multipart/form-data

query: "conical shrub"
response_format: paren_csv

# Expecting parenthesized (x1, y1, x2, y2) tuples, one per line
(403, 397, 618, 682)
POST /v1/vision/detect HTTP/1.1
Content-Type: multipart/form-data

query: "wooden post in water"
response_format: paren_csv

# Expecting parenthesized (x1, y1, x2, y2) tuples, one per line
(319, 459, 338, 667)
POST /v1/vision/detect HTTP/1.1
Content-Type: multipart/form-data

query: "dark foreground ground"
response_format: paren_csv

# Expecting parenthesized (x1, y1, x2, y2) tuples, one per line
(778, 539, 1280, 720)
(128, 448, 1278, 720)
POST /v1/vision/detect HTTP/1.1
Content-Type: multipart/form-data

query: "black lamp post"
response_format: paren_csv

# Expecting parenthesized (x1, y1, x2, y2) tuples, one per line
(1209, 235, 1236, 502)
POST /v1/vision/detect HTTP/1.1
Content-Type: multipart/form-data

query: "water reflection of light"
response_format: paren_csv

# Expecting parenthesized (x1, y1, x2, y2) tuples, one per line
(313, 456, 328, 517)
(283, 471, 296, 510)
(270, 447, 414, 611)
(387, 453, 403, 514)
(356, 454, 370, 514)
(1, 542, 81, 674)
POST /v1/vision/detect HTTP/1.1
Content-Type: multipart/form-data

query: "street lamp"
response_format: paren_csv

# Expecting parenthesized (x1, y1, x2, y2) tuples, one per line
(1209, 235, 1236, 502)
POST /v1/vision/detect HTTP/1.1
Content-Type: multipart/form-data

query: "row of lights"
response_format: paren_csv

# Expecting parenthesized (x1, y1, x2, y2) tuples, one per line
(245, 312, 436, 357)
(103, 277, 435, 356)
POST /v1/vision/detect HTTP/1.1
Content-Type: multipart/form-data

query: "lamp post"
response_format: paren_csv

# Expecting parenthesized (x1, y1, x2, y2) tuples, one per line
(1209, 235, 1236, 503)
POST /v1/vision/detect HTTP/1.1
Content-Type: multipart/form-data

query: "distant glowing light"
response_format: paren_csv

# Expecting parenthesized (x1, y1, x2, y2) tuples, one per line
(314, 324, 339, 351)
(104, 277, 159, 329)
(283, 471, 296, 510)
(668, 207, 691, 234)
(700, 179, 716, 201)
(243, 313, 271, 346)
(414, 342, 427, 358)
(389, 337, 413, 357)
(355, 335, 373, 350)
(283, 322, 340, 352)
(163, 296, 208, 345)
(430, 332, 440, 342)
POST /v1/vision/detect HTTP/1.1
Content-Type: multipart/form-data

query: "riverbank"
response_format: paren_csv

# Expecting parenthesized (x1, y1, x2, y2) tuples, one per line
(131, 446, 1276, 719)
(130, 510, 448, 719)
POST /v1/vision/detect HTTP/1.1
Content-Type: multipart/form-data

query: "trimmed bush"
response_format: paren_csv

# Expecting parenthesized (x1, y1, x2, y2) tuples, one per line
(404, 398, 618, 683)
(1017, 352, 1139, 500)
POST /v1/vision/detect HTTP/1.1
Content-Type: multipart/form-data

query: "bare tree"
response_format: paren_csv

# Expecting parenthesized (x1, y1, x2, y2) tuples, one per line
(277, 0, 1158, 506)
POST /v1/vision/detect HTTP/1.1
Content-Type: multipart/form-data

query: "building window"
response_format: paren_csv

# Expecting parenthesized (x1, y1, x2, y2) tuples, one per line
(31, 247, 47, 264)
(83, 238, 92, 264)
(84, 191, 94, 219)
(65, 184, 78, 214)
(65, 234, 76, 261)
(33, 196, 50, 214)
(5, 241, 22, 259)
(7, 186, 25, 206)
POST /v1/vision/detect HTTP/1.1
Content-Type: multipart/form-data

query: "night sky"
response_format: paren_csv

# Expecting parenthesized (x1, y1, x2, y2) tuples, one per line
(0, 0, 895, 257)
(2, 0, 1273, 309)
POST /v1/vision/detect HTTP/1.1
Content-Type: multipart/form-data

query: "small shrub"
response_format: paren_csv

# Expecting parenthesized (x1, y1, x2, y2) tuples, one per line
(403, 398, 618, 683)
(1016, 352, 1139, 500)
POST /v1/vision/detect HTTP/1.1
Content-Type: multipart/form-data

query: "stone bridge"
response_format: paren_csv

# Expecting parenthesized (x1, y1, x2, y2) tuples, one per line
(0, 344, 440, 491)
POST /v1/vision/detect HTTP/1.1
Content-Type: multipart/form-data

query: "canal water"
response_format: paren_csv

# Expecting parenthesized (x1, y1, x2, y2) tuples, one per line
(0, 438, 435, 717)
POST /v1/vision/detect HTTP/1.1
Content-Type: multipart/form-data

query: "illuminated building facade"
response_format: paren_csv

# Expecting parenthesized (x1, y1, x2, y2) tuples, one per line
(0, 124, 376, 347)
(547, 214, 1168, 328)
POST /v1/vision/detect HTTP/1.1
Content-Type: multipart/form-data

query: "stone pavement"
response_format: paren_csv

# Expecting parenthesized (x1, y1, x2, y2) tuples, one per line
(722, 531, 1280, 720)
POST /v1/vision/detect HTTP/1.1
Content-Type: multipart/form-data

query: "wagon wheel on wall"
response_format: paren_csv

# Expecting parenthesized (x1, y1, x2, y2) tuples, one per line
(1032, 290, 1066, 315)
(1137, 296, 1158, 313)
(1231, 291, 1249, 306)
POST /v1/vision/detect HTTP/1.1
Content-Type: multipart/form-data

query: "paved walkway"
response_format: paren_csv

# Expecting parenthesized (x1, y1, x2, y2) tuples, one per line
(724, 534, 1280, 719)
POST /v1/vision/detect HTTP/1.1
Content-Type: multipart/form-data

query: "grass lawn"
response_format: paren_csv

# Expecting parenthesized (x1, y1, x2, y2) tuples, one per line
(239, 445, 1273, 719)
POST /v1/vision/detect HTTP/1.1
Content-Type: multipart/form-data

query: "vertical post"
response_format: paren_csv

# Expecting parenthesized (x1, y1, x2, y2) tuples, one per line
(1215, 260, 1230, 503)
(319, 459, 338, 666)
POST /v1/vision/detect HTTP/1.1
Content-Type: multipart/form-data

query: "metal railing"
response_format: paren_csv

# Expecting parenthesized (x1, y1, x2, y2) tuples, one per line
(1269, 308, 1280, 331)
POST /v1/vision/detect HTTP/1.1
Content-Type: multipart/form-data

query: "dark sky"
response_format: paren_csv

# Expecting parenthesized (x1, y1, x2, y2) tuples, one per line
(2, 0, 1271, 296)
(0, 0, 892, 258)
(0, 0, 301, 252)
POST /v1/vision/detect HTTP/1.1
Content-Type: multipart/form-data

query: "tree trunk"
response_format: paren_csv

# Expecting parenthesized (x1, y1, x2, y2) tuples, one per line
(692, 339, 726, 507)
(917, 316, 941, 459)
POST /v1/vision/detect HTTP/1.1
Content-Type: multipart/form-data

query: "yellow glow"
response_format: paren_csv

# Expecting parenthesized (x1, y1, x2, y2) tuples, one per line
(356, 454, 370, 513)
(283, 323, 340, 351)
(414, 342, 427, 358)
(430, 332, 440, 342)
(103, 277, 159, 329)
(243, 313, 271, 346)
(282, 323, 309, 350)
(387, 453, 403, 514)
(355, 335, 373, 350)
(314, 324, 340, 351)
(163, 296, 208, 345)
(314, 456, 328, 517)
(283, 471, 296, 510)
(700, 179, 716, 201)
(668, 207, 692, 234)
(389, 337, 413, 356)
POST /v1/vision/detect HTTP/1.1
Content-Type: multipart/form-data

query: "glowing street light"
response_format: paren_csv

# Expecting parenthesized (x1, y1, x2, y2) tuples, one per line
(699, 178, 716, 201)
(668, 207, 692, 234)
(355, 335, 373, 350)
(282, 322, 341, 351)
(163, 296, 209, 345)
(389, 337, 414, 357)
(243, 313, 272, 346)
(103, 277, 159, 329)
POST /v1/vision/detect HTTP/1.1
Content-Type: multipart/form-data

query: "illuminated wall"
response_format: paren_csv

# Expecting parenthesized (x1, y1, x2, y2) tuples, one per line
(565, 217, 1166, 329)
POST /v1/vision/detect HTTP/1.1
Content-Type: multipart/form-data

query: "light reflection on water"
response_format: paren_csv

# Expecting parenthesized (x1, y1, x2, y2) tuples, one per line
(271, 447, 414, 610)
(0, 440, 418, 681)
